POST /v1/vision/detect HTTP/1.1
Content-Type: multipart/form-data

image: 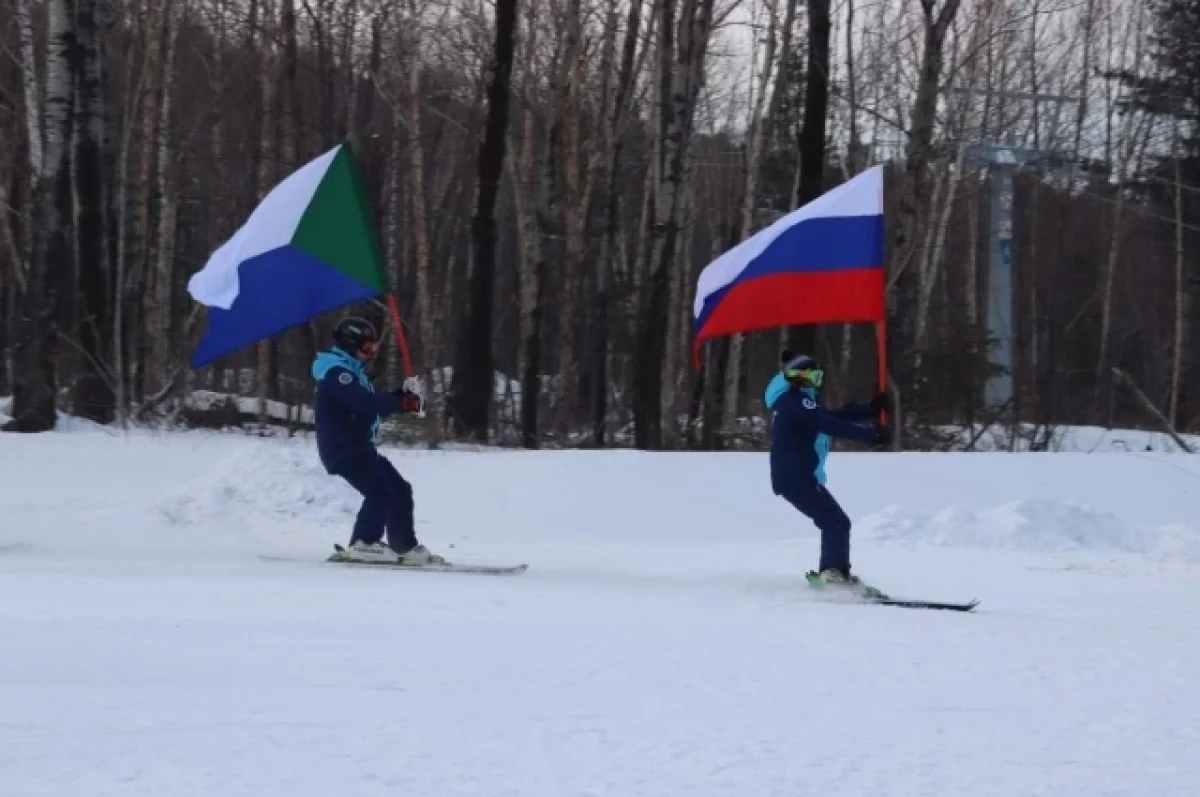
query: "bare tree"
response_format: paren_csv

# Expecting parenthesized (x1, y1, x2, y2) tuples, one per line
(71, 0, 116, 423)
(142, 1, 182, 402)
(452, 0, 518, 441)
(5, 0, 72, 432)
(633, 0, 715, 449)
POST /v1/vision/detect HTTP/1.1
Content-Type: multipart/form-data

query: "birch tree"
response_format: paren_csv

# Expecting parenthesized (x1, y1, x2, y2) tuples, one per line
(142, 2, 182, 402)
(5, 0, 72, 432)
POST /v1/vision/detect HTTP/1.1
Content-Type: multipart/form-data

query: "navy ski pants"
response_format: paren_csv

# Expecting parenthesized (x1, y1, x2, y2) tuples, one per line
(780, 483, 852, 573)
(332, 453, 417, 552)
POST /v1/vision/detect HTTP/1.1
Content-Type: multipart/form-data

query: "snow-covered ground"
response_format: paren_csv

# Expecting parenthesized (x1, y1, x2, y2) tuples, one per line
(2, 426, 1199, 796)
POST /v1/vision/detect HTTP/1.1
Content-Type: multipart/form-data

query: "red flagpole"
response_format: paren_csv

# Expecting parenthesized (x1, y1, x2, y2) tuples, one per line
(875, 318, 888, 427)
(385, 293, 415, 379)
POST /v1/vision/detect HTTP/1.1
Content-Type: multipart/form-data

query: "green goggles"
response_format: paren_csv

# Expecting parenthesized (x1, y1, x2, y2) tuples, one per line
(784, 367, 824, 387)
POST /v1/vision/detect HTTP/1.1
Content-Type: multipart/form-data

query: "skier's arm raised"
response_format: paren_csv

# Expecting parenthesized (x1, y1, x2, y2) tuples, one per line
(323, 367, 403, 417)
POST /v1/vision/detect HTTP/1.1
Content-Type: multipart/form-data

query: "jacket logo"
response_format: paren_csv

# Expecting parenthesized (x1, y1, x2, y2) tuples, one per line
(338, 372, 353, 385)
(801, 397, 817, 409)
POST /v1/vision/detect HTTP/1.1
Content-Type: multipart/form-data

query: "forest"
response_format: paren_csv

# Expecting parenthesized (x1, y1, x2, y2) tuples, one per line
(1, 0, 1198, 450)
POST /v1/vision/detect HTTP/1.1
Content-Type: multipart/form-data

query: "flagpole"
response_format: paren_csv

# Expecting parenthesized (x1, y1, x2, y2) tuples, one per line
(385, 294, 415, 379)
(875, 318, 888, 427)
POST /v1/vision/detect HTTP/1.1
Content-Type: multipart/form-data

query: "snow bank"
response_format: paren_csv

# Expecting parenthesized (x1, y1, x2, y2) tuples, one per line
(185, 390, 315, 424)
(151, 436, 1200, 563)
(0, 395, 112, 433)
(157, 441, 360, 532)
(859, 498, 1200, 561)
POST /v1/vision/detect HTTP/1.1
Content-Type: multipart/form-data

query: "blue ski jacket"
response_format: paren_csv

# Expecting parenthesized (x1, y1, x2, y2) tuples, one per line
(766, 376, 877, 493)
(312, 348, 401, 472)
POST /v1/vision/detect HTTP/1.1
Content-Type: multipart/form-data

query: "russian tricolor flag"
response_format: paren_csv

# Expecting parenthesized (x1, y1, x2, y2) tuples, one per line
(692, 165, 886, 360)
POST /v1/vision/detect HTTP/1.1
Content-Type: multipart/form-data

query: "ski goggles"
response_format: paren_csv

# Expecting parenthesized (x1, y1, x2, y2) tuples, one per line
(784, 365, 824, 387)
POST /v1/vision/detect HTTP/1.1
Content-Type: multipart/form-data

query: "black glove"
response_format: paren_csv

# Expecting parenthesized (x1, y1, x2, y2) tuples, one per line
(872, 425, 893, 448)
(869, 391, 893, 415)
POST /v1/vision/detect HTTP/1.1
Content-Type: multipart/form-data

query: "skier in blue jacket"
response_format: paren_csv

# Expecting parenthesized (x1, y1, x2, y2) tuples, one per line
(312, 316, 443, 565)
(765, 352, 892, 586)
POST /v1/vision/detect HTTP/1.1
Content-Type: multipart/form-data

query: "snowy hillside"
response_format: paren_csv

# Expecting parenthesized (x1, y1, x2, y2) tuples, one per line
(2, 427, 1199, 796)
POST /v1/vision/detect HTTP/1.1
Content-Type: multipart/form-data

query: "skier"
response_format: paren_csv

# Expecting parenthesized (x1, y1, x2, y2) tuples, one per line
(311, 316, 444, 565)
(764, 352, 892, 586)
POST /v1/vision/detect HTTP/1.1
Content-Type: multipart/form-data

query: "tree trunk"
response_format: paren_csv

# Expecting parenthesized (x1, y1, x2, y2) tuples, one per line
(255, 0, 279, 422)
(511, 0, 545, 448)
(633, 0, 714, 449)
(722, 0, 778, 434)
(892, 0, 964, 281)
(795, 0, 829, 207)
(554, 0, 586, 431)
(1170, 115, 1188, 427)
(17, 0, 43, 184)
(786, 0, 832, 358)
(6, 0, 72, 432)
(130, 1, 167, 404)
(405, 14, 441, 444)
(914, 157, 963, 357)
(71, 0, 115, 423)
(452, 0, 518, 441)
(593, 0, 644, 446)
(141, 2, 181, 402)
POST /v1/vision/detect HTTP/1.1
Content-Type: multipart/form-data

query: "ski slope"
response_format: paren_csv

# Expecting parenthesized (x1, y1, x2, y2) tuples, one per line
(1, 426, 1199, 797)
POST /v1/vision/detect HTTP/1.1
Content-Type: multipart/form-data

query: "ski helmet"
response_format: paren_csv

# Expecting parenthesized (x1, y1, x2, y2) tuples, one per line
(783, 353, 824, 387)
(332, 316, 378, 355)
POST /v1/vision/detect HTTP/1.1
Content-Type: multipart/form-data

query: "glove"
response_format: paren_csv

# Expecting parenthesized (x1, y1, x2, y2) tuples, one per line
(872, 425, 893, 448)
(869, 391, 893, 415)
(395, 389, 425, 414)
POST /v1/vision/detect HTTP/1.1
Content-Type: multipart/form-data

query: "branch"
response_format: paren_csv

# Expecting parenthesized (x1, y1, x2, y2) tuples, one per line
(1111, 367, 1195, 453)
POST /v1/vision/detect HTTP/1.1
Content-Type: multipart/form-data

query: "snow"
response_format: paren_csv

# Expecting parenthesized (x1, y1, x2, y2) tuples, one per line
(185, 389, 316, 424)
(2, 428, 1200, 796)
(950, 422, 1200, 453)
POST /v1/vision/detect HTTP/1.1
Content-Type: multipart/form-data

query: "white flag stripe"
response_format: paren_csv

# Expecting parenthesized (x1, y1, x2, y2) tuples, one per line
(187, 144, 342, 310)
(692, 165, 883, 319)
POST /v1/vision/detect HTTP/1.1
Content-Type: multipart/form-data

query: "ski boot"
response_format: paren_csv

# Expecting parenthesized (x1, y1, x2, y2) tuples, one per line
(337, 540, 401, 563)
(805, 568, 888, 600)
(396, 543, 447, 567)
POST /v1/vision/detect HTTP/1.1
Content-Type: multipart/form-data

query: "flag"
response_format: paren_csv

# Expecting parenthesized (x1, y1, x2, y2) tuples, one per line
(188, 143, 387, 368)
(692, 165, 886, 361)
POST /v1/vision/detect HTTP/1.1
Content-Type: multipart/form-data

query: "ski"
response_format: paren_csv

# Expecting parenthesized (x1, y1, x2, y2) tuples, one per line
(325, 544, 529, 576)
(870, 597, 980, 612)
(805, 571, 978, 612)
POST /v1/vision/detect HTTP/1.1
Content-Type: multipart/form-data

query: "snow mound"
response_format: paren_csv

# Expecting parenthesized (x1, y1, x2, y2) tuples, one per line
(859, 497, 1200, 561)
(156, 442, 362, 531)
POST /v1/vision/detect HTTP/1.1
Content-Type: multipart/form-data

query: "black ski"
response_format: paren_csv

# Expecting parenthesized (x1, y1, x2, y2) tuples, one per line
(870, 597, 980, 612)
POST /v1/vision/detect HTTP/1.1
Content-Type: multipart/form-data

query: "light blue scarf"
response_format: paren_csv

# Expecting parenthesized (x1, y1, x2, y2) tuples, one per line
(312, 347, 381, 441)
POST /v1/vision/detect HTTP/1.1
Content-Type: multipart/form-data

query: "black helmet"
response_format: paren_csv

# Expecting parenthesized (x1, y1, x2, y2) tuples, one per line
(333, 316, 378, 354)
